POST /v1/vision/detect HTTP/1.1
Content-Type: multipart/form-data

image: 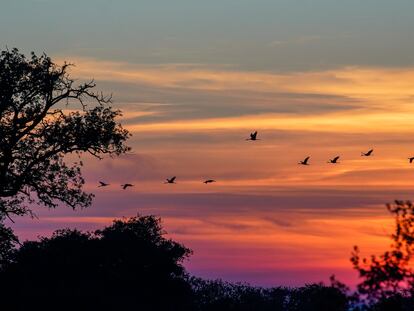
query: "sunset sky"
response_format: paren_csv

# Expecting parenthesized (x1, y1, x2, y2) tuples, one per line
(3, 0, 414, 286)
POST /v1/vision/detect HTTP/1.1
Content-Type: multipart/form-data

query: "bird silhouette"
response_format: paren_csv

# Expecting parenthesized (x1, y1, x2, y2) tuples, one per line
(121, 183, 134, 190)
(299, 156, 310, 165)
(328, 156, 340, 164)
(204, 179, 216, 184)
(409, 157, 414, 163)
(165, 176, 176, 184)
(98, 181, 109, 187)
(361, 149, 374, 156)
(246, 131, 259, 141)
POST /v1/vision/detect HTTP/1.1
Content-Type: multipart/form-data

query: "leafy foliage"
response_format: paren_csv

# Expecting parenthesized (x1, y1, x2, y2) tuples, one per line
(0, 215, 193, 310)
(190, 277, 349, 311)
(351, 200, 414, 304)
(0, 220, 18, 270)
(0, 48, 130, 218)
(0, 211, 354, 311)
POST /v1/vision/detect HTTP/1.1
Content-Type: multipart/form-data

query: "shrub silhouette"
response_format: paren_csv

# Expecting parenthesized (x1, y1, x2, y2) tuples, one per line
(190, 277, 349, 311)
(190, 277, 289, 311)
(287, 283, 349, 311)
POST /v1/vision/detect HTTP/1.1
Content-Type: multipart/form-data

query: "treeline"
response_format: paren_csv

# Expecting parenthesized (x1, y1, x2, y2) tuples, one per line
(0, 215, 348, 311)
(2, 213, 414, 311)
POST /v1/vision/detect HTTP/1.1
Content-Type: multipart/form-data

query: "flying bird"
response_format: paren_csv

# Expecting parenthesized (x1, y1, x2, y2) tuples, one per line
(121, 183, 134, 190)
(328, 156, 340, 164)
(204, 179, 216, 184)
(361, 149, 374, 156)
(299, 156, 310, 165)
(165, 176, 176, 184)
(98, 181, 109, 187)
(409, 157, 414, 163)
(246, 131, 259, 141)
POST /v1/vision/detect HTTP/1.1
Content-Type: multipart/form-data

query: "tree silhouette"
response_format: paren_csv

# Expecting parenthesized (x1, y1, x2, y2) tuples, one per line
(0, 215, 194, 310)
(351, 200, 414, 304)
(190, 277, 288, 311)
(190, 277, 349, 311)
(0, 212, 358, 311)
(0, 221, 18, 271)
(0, 48, 130, 220)
(287, 283, 349, 311)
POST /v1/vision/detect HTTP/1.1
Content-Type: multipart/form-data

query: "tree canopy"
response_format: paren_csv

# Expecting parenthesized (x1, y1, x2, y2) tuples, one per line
(0, 215, 193, 310)
(0, 48, 130, 220)
(351, 200, 414, 305)
(0, 214, 352, 311)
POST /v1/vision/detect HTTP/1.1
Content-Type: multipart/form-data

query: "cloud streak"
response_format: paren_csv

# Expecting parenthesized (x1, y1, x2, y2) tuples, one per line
(12, 57, 414, 287)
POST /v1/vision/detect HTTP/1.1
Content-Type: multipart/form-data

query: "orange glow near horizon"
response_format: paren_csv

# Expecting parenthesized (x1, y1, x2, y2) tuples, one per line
(12, 58, 414, 287)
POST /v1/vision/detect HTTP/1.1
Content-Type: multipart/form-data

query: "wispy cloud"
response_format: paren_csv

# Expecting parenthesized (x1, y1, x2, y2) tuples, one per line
(14, 57, 414, 287)
(60, 57, 414, 135)
(64, 57, 414, 101)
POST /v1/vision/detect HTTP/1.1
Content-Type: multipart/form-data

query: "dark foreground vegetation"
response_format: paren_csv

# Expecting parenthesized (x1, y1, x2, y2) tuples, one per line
(0, 215, 351, 311)
(2, 202, 414, 311)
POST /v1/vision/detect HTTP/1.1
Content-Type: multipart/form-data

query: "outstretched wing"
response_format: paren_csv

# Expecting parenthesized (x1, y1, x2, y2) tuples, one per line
(303, 156, 310, 164)
(333, 156, 340, 162)
(171, 176, 176, 182)
(251, 131, 257, 139)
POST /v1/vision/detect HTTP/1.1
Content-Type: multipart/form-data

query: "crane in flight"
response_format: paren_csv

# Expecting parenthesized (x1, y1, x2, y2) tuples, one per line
(165, 176, 176, 184)
(328, 156, 340, 164)
(299, 156, 310, 165)
(361, 149, 374, 156)
(204, 179, 216, 184)
(246, 131, 259, 141)
(98, 181, 109, 187)
(121, 183, 134, 190)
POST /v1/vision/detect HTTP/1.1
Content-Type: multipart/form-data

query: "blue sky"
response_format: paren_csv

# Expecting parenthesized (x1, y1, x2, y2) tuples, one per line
(2, 0, 414, 70)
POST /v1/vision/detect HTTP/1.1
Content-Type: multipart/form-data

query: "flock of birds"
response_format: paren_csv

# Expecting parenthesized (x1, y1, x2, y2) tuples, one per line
(97, 131, 414, 190)
(98, 176, 216, 190)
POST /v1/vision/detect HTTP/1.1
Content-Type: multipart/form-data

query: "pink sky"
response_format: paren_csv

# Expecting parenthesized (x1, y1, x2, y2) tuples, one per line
(10, 61, 414, 287)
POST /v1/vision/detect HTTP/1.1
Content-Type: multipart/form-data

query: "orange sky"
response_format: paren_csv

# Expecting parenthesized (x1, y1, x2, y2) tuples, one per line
(3, 0, 414, 293)
(10, 58, 414, 287)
